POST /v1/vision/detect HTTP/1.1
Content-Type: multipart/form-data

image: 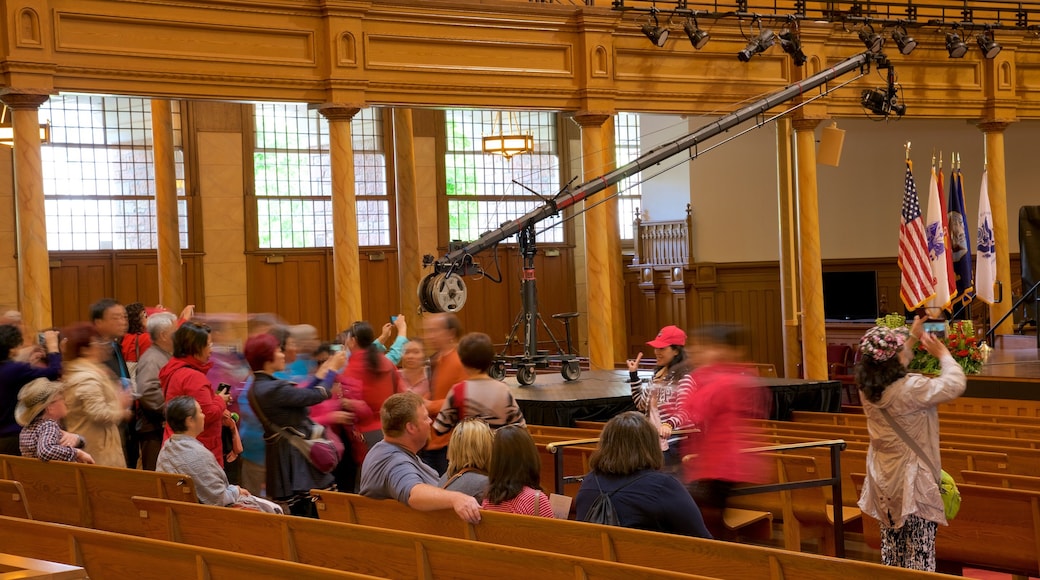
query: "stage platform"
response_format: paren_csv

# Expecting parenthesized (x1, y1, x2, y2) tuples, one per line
(966, 347, 1040, 400)
(506, 369, 842, 427)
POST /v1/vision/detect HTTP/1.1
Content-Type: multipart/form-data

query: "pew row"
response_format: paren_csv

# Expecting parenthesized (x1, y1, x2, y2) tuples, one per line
(0, 554, 86, 580)
(0, 515, 382, 580)
(309, 489, 955, 580)
(851, 474, 1040, 577)
(131, 496, 711, 580)
(0, 478, 31, 518)
(0, 454, 197, 534)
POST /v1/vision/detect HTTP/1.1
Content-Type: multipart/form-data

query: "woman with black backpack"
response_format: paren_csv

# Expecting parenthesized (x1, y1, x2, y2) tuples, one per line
(575, 412, 711, 538)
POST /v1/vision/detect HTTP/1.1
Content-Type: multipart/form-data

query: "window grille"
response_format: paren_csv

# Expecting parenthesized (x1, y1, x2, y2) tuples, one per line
(41, 95, 188, 251)
(444, 110, 562, 244)
(254, 104, 389, 249)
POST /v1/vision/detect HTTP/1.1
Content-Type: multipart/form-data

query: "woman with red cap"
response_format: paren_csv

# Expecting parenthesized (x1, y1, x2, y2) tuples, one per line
(627, 325, 694, 469)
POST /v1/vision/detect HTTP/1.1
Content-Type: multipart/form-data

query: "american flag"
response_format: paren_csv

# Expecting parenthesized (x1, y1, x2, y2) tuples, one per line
(899, 160, 937, 310)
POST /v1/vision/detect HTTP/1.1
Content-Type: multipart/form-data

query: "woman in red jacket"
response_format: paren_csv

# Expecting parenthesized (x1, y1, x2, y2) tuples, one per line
(339, 321, 402, 452)
(160, 321, 229, 466)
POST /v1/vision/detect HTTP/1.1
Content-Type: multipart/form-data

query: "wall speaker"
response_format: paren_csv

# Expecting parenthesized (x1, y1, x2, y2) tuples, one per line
(817, 121, 845, 167)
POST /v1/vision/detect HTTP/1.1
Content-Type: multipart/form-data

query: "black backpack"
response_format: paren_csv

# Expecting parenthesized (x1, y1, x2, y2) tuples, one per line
(582, 472, 651, 526)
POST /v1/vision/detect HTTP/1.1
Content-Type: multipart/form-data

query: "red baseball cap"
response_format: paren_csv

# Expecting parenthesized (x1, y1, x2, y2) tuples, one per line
(647, 325, 687, 348)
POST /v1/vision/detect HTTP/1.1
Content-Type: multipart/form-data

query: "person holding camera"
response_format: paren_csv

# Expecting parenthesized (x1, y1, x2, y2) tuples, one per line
(0, 324, 63, 455)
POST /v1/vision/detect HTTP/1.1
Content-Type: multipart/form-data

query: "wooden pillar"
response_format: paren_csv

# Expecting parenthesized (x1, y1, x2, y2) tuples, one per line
(151, 99, 185, 312)
(394, 108, 422, 319)
(2, 93, 51, 339)
(977, 121, 1014, 335)
(572, 112, 615, 370)
(793, 118, 827, 380)
(776, 118, 802, 379)
(316, 105, 364, 332)
(601, 115, 627, 359)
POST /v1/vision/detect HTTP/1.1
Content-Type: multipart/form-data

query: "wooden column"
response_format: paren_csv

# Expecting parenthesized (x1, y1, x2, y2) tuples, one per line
(151, 99, 184, 312)
(793, 118, 827, 380)
(572, 112, 615, 370)
(2, 93, 51, 339)
(601, 115, 627, 359)
(394, 108, 421, 319)
(316, 105, 363, 332)
(978, 121, 1014, 335)
(776, 118, 802, 378)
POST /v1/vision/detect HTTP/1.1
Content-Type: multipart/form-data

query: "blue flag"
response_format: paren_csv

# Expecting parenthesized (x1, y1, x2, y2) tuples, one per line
(947, 167, 974, 303)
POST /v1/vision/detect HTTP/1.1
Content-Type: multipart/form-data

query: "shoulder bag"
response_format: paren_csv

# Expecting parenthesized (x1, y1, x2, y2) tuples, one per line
(877, 407, 961, 520)
(247, 381, 340, 474)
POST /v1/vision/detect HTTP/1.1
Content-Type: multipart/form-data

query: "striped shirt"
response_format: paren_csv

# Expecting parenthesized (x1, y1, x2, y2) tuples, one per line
(482, 486, 554, 518)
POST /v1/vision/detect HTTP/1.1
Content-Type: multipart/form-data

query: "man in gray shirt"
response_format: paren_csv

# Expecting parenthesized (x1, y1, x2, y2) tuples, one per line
(360, 392, 481, 523)
(134, 312, 177, 470)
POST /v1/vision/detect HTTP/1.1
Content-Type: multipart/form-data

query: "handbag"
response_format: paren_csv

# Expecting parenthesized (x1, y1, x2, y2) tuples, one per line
(247, 381, 341, 474)
(878, 407, 961, 520)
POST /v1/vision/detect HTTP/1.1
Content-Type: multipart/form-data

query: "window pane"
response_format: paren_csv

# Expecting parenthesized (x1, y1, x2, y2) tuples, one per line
(444, 110, 561, 243)
(253, 104, 389, 249)
(41, 95, 188, 251)
(615, 112, 641, 241)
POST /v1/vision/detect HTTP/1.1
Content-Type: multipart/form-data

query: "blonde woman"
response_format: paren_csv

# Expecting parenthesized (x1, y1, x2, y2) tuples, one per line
(438, 418, 492, 502)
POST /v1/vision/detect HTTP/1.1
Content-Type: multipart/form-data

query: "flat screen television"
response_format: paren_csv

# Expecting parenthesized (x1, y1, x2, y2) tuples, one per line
(823, 271, 879, 322)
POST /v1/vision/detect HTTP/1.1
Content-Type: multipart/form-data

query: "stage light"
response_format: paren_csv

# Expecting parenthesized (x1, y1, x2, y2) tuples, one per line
(683, 17, 709, 50)
(977, 30, 1002, 59)
(891, 26, 917, 55)
(858, 24, 884, 53)
(779, 28, 807, 66)
(737, 29, 775, 62)
(641, 10, 669, 48)
(946, 31, 968, 58)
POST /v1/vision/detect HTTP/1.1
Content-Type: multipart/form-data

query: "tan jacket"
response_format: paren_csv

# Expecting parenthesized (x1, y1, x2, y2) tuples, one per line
(858, 355, 966, 528)
(63, 358, 127, 468)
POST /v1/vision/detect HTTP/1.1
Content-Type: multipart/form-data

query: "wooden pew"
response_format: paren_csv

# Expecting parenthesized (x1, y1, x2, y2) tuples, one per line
(0, 515, 382, 580)
(960, 470, 1040, 491)
(0, 554, 86, 579)
(131, 496, 711, 580)
(0, 478, 31, 518)
(309, 490, 955, 580)
(0, 454, 197, 534)
(851, 474, 1040, 577)
(789, 411, 1040, 441)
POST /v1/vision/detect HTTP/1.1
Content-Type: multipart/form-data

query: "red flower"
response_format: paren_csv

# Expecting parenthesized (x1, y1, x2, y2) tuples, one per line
(957, 350, 970, 357)
(966, 336, 977, 345)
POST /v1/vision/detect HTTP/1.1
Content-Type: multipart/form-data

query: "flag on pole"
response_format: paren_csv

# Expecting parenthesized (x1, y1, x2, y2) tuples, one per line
(899, 160, 936, 310)
(947, 167, 974, 302)
(976, 170, 997, 303)
(926, 163, 954, 311)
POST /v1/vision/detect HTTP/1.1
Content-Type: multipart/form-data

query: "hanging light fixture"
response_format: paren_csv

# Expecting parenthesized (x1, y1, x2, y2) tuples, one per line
(858, 23, 884, 53)
(0, 105, 50, 147)
(778, 22, 807, 66)
(641, 8, 669, 48)
(891, 25, 918, 55)
(946, 31, 968, 58)
(976, 29, 1002, 59)
(737, 25, 775, 62)
(482, 111, 534, 160)
(683, 16, 709, 50)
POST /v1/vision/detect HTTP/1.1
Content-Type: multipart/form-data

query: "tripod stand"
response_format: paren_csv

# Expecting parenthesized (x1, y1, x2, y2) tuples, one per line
(489, 224, 581, 386)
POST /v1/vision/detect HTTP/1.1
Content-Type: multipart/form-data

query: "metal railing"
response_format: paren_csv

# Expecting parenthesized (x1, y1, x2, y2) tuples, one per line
(986, 279, 1040, 348)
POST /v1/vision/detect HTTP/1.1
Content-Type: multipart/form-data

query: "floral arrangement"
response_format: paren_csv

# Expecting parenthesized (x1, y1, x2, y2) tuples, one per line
(874, 314, 985, 375)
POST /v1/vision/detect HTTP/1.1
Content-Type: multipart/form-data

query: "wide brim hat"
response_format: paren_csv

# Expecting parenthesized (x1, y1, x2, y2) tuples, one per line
(15, 378, 65, 426)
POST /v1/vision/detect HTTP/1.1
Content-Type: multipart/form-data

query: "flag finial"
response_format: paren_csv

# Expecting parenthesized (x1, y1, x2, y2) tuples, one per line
(905, 141, 911, 160)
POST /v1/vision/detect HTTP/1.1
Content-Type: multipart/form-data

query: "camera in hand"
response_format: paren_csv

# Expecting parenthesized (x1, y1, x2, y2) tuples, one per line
(216, 383, 231, 396)
(923, 319, 947, 339)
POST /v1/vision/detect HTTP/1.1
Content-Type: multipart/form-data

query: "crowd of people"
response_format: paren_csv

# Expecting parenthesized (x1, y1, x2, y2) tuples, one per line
(0, 303, 965, 571)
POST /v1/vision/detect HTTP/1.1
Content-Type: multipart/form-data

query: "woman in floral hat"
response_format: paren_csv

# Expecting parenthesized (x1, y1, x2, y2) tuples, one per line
(855, 315, 966, 572)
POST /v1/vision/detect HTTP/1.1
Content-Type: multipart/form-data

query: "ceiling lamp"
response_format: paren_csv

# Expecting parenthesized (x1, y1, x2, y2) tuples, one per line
(977, 30, 1002, 59)
(891, 26, 918, 55)
(946, 31, 968, 58)
(738, 28, 776, 62)
(641, 9, 669, 48)
(0, 105, 50, 147)
(858, 24, 884, 53)
(482, 111, 534, 161)
(683, 17, 709, 50)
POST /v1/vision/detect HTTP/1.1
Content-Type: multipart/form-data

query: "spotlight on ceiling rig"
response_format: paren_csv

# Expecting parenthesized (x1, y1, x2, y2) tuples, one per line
(946, 31, 968, 58)
(976, 29, 1002, 59)
(779, 27, 807, 66)
(738, 28, 776, 62)
(891, 26, 917, 55)
(642, 9, 669, 48)
(683, 17, 709, 49)
(858, 23, 884, 53)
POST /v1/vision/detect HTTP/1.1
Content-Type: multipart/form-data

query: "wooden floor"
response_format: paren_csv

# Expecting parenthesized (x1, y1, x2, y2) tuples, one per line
(976, 347, 1040, 379)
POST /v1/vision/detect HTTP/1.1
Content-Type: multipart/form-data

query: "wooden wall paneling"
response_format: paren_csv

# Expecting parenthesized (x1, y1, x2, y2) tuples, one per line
(247, 253, 332, 339)
(115, 259, 160, 306)
(49, 255, 111, 328)
(696, 262, 783, 373)
(358, 250, 401, 330)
